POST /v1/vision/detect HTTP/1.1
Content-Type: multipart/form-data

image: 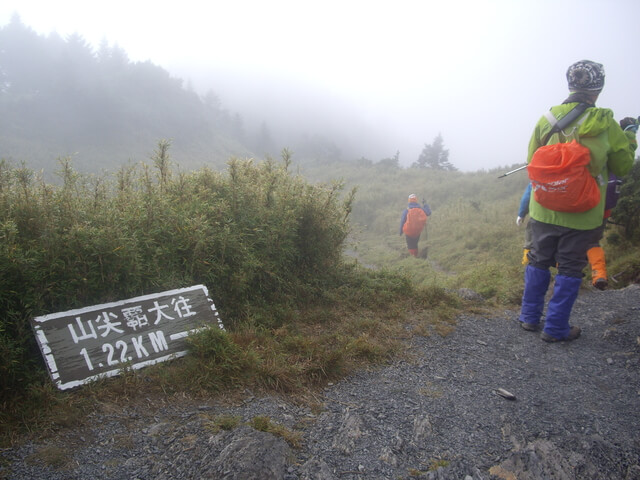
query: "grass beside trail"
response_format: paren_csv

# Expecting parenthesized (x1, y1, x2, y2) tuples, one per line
(0, 267, 464, 446)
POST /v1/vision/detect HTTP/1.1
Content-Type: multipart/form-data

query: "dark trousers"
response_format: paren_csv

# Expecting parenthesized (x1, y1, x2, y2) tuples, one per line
(586, 218, 607, 249)
(527, 219, 595, 278)
(405, 234, 420, 250)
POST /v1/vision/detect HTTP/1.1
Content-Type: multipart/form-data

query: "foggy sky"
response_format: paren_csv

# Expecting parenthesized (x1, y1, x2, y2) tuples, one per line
(2, 0, 640, 171)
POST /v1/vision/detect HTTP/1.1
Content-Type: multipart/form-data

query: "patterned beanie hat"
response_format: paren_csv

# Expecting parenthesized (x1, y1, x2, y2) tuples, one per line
(566, 60, 605, 92)
(408, 194, 418, 203)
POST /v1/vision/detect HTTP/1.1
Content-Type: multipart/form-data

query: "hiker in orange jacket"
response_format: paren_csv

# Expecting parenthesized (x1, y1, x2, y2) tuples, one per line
(399, 194, 431, 257)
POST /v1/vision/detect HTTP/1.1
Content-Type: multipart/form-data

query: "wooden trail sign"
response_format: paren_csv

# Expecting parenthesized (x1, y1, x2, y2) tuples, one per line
(31, 285, 224, 390)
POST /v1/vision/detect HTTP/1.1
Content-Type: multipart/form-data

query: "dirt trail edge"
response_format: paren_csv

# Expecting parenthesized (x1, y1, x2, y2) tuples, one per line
(2, 285, 639, 480)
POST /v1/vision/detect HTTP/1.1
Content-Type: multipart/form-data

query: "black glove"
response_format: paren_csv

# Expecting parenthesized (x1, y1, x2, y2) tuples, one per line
(620, 117, 639, 132)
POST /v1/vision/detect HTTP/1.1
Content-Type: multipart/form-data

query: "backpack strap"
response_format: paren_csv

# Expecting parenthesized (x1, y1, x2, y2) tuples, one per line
(541, 103, 590, 145)
(543, 103, 605, 185)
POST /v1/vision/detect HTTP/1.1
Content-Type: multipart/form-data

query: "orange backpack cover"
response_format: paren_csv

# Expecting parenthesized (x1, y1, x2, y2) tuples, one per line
(528, 140, 600, 213)
(403, 207, 428, 237)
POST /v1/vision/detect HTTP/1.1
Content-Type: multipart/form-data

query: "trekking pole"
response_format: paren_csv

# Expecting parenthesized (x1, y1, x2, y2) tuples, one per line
(497, 164, 527, 179)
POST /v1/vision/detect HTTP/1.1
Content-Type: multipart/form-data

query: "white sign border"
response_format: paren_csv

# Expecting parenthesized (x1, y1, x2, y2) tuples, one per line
(32, 284, 223, 390)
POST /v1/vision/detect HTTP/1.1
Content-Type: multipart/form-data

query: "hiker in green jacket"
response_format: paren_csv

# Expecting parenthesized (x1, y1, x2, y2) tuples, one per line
(518, 60, 637, 342)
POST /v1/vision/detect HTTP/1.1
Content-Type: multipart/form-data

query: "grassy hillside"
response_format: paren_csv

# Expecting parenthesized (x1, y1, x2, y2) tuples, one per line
(0, 149, 463, 444)
(298, 158, 640, 304)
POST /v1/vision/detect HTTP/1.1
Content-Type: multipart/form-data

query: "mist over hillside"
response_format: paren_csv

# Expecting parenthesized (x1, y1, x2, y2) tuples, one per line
(172, 65, 406, 164)
(0, 16, 425, 176)
(0, 17, 536, 175)
(0, 17, 261, 175)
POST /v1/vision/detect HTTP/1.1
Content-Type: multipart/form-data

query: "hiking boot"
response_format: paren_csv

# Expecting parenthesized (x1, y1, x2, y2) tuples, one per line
(520, 321, 540, 332)
(593, 278, 608, 291)
(541, 326, 582, 343)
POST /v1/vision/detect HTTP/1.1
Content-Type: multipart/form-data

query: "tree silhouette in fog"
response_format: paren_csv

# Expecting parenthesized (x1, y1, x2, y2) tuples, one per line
(413, 133, 457, 171)
(0, 15, 248, 171)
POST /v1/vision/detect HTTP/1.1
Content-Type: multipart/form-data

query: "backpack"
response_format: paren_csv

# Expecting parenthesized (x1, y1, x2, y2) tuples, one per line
(527, 106, 601, 213)
(403, 207, 428, 237)
(605, 174, 622, 211)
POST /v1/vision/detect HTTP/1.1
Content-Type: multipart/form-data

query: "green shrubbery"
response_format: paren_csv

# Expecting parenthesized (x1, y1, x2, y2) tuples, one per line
(0, 146, 355, 402)
(611, 159, 640, 243)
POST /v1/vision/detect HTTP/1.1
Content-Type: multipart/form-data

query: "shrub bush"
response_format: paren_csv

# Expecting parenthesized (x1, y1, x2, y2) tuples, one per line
(611, 159, 640, 243)
(0, 148, 354, 402)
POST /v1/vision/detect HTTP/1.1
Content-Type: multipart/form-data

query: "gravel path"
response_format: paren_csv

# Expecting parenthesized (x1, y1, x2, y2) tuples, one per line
(2, 284, 639, 479)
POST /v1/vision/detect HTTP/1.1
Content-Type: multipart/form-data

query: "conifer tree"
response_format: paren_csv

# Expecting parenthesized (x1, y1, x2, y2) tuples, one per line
(413, 133, 457, 171)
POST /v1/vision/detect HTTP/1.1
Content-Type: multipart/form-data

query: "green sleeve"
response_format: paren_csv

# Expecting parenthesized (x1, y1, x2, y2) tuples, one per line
(606, 122, 636, 177)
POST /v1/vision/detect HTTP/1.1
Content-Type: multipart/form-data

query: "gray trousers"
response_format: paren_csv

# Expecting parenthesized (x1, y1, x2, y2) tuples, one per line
(527, 219, 596, 278)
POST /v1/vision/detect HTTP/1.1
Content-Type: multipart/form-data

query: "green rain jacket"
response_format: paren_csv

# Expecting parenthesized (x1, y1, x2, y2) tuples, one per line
(527, 102, 636, 230)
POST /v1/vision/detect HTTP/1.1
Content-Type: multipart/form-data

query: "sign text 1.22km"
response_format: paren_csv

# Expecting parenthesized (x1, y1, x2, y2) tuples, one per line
(31, 285, 224, 390)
